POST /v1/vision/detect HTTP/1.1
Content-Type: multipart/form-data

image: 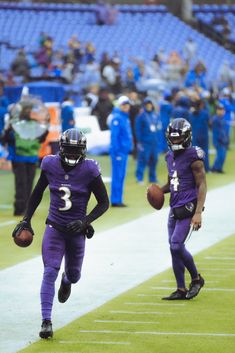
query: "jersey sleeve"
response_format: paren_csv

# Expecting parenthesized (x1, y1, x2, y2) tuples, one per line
(191, 146, 205, 163)
(87, 159, 101, 181)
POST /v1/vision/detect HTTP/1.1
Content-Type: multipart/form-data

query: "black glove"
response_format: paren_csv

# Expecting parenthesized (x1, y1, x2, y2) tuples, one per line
(66, 220, 95, 239)
(12, 219, 34, 238)
(85, 224, 95, 239)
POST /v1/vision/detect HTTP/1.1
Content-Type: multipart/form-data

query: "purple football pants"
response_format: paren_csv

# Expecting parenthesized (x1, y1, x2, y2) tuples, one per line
(40, 225, 86, 320)
(168, 209, 198, 289)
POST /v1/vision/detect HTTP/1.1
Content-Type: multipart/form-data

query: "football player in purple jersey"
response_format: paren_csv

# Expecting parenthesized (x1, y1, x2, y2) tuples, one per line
(161, 118, 207, 300)
(12, 128, 109, 338)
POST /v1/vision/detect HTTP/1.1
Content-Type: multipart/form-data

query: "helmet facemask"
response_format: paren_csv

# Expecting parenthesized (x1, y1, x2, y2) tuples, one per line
(166, 119, 192, 152)
(59, 129, 87, 166)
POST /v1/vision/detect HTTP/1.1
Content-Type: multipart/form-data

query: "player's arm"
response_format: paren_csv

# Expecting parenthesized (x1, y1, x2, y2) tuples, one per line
(66, 175, 109, 237)
(161, 175, 171, 194)
(191, 160, 207, 230)
(12, 171, 49, 237)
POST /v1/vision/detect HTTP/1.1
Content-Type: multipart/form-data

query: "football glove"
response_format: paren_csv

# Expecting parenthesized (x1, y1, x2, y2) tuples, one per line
(12, 219, 34, 238)
(66, 220, 95, 239)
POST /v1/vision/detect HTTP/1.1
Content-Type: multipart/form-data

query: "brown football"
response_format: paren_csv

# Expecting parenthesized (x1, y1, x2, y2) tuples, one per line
(14, 229, 33, 248)
(147, 184, 165, 210)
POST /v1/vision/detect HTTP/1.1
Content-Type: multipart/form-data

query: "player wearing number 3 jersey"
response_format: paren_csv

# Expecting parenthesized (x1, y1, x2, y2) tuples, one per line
(12, 128, 109, 339)
(161, 118, 207, 301)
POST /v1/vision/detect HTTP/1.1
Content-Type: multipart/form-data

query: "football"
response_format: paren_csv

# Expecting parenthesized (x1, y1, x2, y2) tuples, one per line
(14, 229, 34, 248)
(147, 183, 165, 210)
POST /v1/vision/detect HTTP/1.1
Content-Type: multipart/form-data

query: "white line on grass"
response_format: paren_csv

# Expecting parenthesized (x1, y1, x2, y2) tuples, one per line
(151, 286, 235, 292)
(204, 256, 235, 260)
(79, 329, 235, 337)
(161, 279, 219, 284)
(124, 302, 185, 306)
(94, 320, 160, 324)
(137, 294, 164, 297)
(0, 204, 12, 209)
(1, 183, 235, 353)
(109, 310, 173, 315)
(59, 340, 130, 345)
(0, 220, 16, 228)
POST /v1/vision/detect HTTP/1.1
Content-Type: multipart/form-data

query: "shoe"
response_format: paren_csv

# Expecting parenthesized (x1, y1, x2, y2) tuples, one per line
(58, 272, 71, 303)
(111, 203, 127, 207)
(162, 289, 188, 300)
(186, 274, 205, 299)
(39, 319, 53, 339)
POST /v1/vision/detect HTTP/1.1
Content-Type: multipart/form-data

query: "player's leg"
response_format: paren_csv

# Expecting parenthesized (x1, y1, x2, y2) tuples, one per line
(58, 233, 86, 303)
(162, 210, 188, 300)
(173, 218, 205, 300)
(40, 225, 65, 338)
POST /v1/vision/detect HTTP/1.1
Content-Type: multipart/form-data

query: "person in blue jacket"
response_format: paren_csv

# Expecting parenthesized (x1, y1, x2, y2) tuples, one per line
(135, 97, 162, 184)
(211, 104, 229, 173)
(159, 92, 173, 152)
(60, 97, 75, 132)
(110, 96, 133, 207)
(189, 98, 210, 172)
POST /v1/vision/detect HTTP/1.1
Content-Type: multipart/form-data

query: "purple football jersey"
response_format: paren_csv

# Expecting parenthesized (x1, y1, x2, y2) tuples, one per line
(165, 146, 205, 208)
(41, 155, 101, 225)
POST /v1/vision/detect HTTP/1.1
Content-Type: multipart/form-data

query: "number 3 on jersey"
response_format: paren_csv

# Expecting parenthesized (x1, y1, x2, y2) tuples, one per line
(59, 186, 72, 211)
(171, 170, 179, 191)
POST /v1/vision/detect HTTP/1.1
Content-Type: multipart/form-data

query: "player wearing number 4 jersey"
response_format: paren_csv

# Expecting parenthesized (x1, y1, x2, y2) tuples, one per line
(12, 128, 109, 339)
(161, 118, 207, 300)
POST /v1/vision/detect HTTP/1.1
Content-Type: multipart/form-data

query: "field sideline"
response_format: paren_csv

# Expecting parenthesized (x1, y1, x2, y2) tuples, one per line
(1, 183, 235, 353)
(0, 146, 235, 353)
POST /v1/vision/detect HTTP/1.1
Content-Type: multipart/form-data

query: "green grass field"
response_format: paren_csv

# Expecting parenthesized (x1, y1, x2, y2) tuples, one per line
(1, 144, 235, 353)
(18, 234, 235, 353)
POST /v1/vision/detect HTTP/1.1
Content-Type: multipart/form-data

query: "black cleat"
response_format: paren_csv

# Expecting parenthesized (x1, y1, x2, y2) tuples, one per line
(39, 319, 53, 339)
(58, 272, 71, 303)
(186, 274, 205, 299)
(111, 203, 127, 207)
(162, 289, 188, 300)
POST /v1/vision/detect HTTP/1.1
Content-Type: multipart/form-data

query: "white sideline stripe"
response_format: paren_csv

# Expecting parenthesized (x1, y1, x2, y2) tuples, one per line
(197, 262, 234, 266)
(204, 256, 235, 260)
(124, 302, 185, 306)
(109, 310, 173, 315)
(0, 204, 12, 209)
(59, 340, 130, 345)
(0, 220, 16, 228)
(1, 183, 235, 353)
(79, 329, 235, 337)
(199, 268, 235, 271)
(95, 320, 160, 324)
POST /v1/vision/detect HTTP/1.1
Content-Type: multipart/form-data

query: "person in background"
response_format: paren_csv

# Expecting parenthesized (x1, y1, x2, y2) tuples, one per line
(161, 118, 206, 300)
(0, 81, 9, 135)
(189, 96, 210, 172)
(12, 128, 109, 339)
(1, 105, 48, 216)
(109, 95, 133, 207)
(159, 91, 173, 153)
(60, 97, 75, 132)
(135, 97, 161, 184)
(211, 104, 229, 173)
(92, 88, 113, 131)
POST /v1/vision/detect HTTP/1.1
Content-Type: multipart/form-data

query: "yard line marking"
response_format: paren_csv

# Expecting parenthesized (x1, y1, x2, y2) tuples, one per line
(161, 279, 219, 284)
(0, 204, 12, 209)
(124, 302, 185, 306)
(0, 220, 16, 228)
(79, 330, 235, 337)
(151, 286, 235, 292)
(94, 320, 160, 324)
(204, 256, 235, 261)
(200, 268, 235, 271)
(204, 288, 235, 292)
(109, 310, 173, 315)
(137, 294, 165, 297)
(59, 340, 130, 345)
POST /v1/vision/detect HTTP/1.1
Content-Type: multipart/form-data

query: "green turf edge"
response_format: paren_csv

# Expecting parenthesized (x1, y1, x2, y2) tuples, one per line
(18, 233, 235, 353)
